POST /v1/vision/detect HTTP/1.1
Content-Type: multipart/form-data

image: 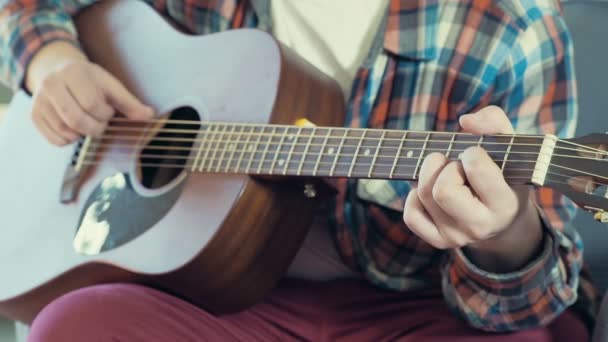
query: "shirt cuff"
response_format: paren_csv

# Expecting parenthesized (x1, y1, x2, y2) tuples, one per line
(4, 11, 82, 92)
(450, 212, 573, 302)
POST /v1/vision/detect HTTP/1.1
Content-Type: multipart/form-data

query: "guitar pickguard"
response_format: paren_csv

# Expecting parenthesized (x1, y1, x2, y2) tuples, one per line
(73, 172, 184, 255)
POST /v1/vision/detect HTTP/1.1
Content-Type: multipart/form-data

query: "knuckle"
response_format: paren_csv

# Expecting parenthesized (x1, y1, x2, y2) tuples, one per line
(65, 114, 85, 131)
(470, 228, 491, 241)
(431, 184, 451, 203)
(40, 75, 60, 90)
(417, 182, 433, 202)
(82, 99, 102, 114)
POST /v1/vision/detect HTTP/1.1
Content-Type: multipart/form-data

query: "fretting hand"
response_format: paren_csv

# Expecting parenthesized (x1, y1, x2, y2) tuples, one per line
(402, 106, 543, 272)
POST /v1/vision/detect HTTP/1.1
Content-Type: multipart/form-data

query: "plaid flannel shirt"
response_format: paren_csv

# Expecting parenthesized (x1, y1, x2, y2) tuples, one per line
(0, 0, 598, 332)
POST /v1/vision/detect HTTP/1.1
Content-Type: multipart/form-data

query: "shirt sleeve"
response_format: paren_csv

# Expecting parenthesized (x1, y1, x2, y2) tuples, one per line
(0, 1, 96, 91)
(0, 0, 252, 91)
(441, 11, 584, 332)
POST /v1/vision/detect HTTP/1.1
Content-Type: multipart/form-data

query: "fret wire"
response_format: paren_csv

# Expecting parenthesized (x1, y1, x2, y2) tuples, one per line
(208, 124, 227, 172)
(235, 126, 253, 172)
(297, 127, 316, 176)
(198, 124, 217, 172)
(445, 133, 456, 159)
(191, 124, 209, 172)
(283, 127, 301, 175)
(246, 126, 264, 173)
(348, 130, 367, 178)
(368, 131, 385, 178)
(257, 126, 276, 174)
(225, 125, 241, 173)
(216, 124, 236, 172)
(390, 132, 407, 179)
(330, 129, 348, 177)
(270, 126, 288, 174)
(502, 135, 515, 172)
(413, 133, 431, 179)
(477, 135, 484, 147)
(313, 128, 332, 176)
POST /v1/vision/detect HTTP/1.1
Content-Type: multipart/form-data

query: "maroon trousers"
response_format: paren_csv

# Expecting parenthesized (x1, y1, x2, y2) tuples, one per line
(28, 279, 587, 341)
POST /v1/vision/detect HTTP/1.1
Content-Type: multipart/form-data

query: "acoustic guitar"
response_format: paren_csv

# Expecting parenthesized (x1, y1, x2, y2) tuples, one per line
(1, 1, 607, 323)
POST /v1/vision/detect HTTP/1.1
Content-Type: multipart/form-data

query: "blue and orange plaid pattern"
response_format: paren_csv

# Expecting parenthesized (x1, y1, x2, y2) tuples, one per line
(0, 0, 597, 332)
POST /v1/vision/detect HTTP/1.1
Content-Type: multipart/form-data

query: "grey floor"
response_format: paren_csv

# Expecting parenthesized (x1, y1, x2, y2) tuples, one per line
(0, 319, 15, 342)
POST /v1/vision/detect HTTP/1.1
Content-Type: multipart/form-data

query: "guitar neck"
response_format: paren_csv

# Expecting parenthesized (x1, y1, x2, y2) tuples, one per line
(158, 122, 546, 184)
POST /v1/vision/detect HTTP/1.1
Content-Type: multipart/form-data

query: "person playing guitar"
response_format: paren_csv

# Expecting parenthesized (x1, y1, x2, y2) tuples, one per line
(0, 0, 597, 340)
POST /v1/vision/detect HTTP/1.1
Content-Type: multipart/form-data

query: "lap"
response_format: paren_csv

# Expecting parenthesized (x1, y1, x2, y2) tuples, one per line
(27, 279, 588, 342)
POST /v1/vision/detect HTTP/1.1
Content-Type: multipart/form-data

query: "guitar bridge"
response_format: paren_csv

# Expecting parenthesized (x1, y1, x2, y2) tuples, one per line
(61, 137, 93, 203)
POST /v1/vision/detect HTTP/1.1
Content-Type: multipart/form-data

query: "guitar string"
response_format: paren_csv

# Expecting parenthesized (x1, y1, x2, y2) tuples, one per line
(98, 125, 606, 156)
(106, 117, 608, 155)
(80, 132, 608, 183)
(81, 137, 608, 182)
(84, 139, 608, 164)
(87, 152, 608, 187)
(78, 159, 605, 191)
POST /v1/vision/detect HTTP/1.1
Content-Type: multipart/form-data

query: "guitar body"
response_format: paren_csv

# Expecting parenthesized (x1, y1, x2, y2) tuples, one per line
(0, 1, 344, 323)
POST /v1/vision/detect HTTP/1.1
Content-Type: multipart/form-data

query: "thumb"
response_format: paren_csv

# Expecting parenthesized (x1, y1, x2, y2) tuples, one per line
(459, 105, 514, 135)
(95, 66, 154, 120)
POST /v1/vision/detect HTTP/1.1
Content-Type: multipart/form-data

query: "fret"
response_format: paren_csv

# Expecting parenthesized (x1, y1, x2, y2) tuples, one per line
(225, 125, 242, 173)
(297, 127, 316, 176)
(330, 129, 348, 177)
(207, 124, 228, 172)
(198, 124, 218, 172)
(445, 133, 456, 159)
(413, 133, 431, 179)
(477, 135, 484, 147)
(501, 135, 515, 172)
(246, 126, 264, 173)
(257, 126, 276, 174)
(390, 131, 407, 179)
(235, 126, 253, 173)
(269, 126, 289, 175)
(348, 130, 366, 178)
(191, 124, 210, 172)
(313, 128, 332, 176)
(283, 127, 301, 175)
(368, 130, 385, 178)
(216, 124, 236, 172)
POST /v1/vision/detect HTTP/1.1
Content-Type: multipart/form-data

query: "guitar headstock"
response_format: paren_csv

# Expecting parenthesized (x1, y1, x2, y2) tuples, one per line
(544, 133, 608, 222)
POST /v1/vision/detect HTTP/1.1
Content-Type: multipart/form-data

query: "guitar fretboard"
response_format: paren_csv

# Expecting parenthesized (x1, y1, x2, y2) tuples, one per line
(152, 123, 546, 183)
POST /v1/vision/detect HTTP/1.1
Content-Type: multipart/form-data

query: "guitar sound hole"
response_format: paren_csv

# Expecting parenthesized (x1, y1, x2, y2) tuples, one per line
(139, 106, 201, 189)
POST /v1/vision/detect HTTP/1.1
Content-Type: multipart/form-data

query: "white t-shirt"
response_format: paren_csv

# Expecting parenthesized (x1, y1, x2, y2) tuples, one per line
(272, 1, 389, 280)
(271, 0, 389, 100)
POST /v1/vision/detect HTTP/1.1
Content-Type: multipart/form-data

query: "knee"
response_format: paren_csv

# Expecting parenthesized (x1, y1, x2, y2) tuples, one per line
(28, 283, 144, 342)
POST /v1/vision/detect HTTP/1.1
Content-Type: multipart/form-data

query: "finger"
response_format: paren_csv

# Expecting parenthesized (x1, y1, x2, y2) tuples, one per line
(67, 77, 115, 122)
(460, 146, 517, 212)
(45, 106, 82, 143)
(415, 154, 473, 246)
(46, 84, 106, 136)
(33, 112, 68, 146)
(417, 153, 455, 226)
(94, 66, 154, 120)
(433, 160, 492, 229)
(459, 105, 514, 135)
(403, 189, 452, 249)
(31, 95, 68, 145)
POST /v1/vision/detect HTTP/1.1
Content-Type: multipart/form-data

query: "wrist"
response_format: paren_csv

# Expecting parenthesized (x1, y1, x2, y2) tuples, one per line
(463, 197, 544, 273)
(25, 41, 87, 94)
